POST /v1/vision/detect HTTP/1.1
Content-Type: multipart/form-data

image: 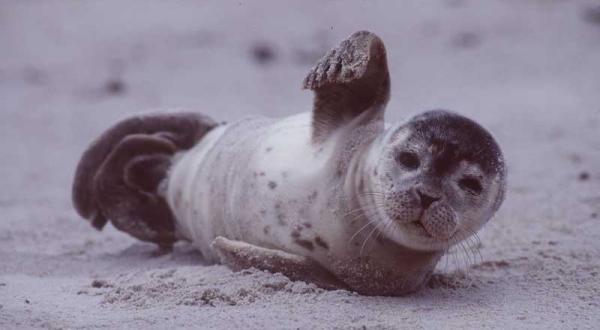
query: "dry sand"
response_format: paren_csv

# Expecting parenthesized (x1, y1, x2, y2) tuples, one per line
(1, 1, 599, 329)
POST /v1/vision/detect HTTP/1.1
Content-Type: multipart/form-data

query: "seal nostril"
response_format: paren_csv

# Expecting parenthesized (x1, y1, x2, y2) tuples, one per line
(417, 190, 439, 209)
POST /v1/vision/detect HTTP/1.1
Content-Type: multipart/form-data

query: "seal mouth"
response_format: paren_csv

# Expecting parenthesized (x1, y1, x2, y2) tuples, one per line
(407, 211, 433, 238)
(409, 220, 432, 237)
(403, 216, 460, 248)
(378, 205, 462, 251)
(403, 206, 458, 242)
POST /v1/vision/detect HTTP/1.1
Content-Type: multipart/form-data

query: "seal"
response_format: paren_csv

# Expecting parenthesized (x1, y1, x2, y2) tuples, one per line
(72, 31, 506, 295)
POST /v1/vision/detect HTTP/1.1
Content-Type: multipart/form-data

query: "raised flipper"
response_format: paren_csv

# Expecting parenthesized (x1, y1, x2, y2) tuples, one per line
(72, 112, 218, 247)
(303, 31, 390, 143)
(211, 237, 348, 290)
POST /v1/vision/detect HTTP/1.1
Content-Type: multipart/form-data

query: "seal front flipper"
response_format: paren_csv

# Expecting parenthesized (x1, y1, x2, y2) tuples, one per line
(211, 237, 348, 290)
(303, 31, 390, 143)
(72, 112, 218, 247)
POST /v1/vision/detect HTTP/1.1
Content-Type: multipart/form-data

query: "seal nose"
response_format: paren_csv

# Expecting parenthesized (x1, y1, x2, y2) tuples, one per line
(417, 189, 439, 209)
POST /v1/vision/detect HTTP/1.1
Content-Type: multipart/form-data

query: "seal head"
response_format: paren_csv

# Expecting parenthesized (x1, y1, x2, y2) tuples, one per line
(361, 110, 506, 251)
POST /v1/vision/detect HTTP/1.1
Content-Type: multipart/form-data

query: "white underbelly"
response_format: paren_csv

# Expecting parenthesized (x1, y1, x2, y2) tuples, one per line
(165, 113, 345, 262)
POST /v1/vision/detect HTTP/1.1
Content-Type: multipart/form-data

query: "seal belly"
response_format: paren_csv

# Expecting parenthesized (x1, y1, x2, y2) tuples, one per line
(166, 113, 340, 261)
(236, 113, 338, 257)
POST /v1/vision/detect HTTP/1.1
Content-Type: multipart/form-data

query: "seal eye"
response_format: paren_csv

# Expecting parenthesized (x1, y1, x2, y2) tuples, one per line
(397, 151, 420, 170)
(459, 177, 483, 194)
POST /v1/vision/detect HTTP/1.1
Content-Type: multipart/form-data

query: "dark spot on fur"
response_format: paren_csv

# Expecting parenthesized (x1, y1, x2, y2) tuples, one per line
(268, 181, 277, 189)
(294, 239, 314, 251)
(579, 171, 590, 181)
(374, 168, 378, 176)
(291, 230, 301, 239)
(314, 236, 329, 249)
(259, 209, 267, 216)
(259, 172, 265, 176)
(303, 222, 312, 228)
(277, 214, 287, 226)
(336, 169, 343, 178)
(265, 147, 273, 153)
(263, 226, 271, 234)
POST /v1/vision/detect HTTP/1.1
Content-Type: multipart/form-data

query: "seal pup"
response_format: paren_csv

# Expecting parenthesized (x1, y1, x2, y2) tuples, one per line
(72, 31, 506, 295)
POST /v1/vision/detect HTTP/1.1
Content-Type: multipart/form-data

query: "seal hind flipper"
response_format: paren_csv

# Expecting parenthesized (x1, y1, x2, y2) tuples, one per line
(303, 31, 390, 143)
(211, 236, 348, 290)
(72, 112, 218, 246)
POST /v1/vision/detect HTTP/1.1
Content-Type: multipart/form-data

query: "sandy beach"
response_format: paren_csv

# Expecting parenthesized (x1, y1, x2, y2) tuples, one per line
(1, 1, 599, 328)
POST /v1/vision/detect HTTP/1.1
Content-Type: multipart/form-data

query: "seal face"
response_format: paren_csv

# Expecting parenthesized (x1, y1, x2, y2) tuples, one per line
(362, 110, 506, 251)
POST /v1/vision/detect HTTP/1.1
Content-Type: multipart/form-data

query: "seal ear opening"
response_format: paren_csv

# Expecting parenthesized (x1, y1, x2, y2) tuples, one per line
(72, 112, 218, 246)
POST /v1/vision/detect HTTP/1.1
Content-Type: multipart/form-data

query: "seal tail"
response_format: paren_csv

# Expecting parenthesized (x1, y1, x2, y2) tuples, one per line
(72, 112, 218, 247)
